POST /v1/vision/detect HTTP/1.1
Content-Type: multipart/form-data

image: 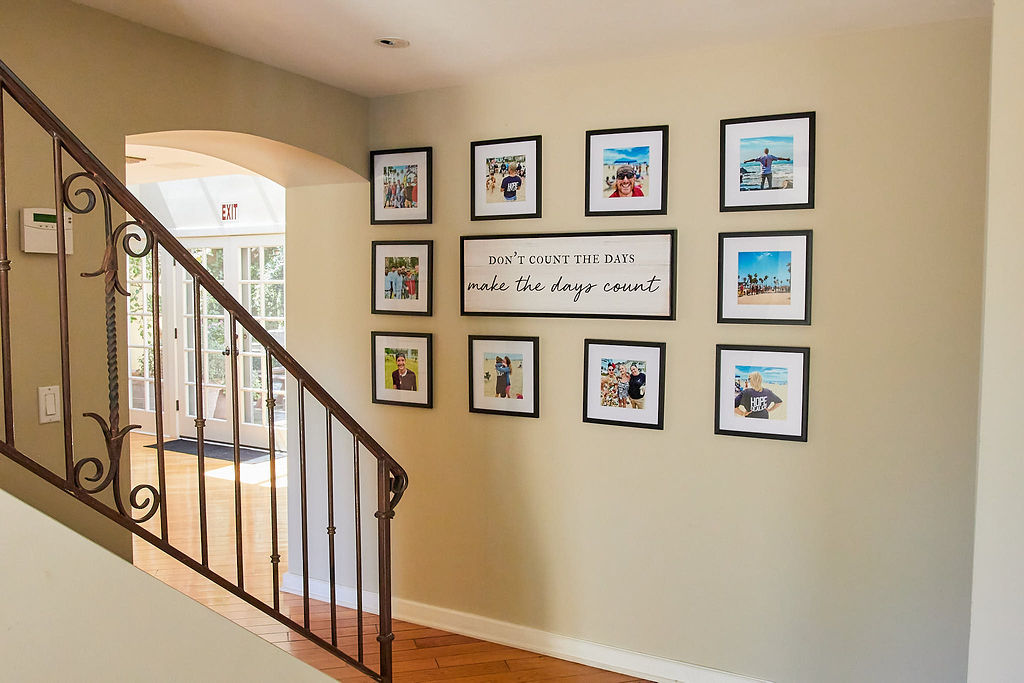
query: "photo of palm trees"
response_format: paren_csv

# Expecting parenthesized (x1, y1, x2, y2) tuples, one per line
(737, 250, 791, 305)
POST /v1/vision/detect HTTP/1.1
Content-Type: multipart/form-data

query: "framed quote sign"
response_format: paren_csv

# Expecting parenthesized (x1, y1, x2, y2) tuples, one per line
(461, 229, 676, 319)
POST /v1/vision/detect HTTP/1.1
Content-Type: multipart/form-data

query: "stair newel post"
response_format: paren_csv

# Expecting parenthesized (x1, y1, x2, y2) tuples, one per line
(51, 138, 75, 482)
(376, 458, 396, 683)
(0, 92, 14, 446)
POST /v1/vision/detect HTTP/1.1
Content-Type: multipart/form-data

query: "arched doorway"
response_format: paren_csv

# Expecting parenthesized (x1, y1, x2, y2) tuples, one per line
(124, 130, 362, 449)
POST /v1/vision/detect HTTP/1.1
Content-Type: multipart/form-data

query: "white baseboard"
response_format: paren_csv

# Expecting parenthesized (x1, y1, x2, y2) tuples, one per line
(281, 572, 380, 614)
(281, 572, 769, 683)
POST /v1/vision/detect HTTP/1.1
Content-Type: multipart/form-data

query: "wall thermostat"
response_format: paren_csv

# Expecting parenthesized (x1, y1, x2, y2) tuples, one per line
(21, 208, 73, 255)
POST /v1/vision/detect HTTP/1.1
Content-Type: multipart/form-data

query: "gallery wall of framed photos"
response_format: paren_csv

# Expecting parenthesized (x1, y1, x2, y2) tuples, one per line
(289, 22, 991, 681)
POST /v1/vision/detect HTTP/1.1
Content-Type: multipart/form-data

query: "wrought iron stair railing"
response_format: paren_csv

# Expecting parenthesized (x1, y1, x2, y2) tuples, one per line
(0, 58, 408, 682)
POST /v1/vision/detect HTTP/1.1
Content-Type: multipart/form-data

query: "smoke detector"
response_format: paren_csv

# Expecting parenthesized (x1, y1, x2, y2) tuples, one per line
(375, 37, 410, 49)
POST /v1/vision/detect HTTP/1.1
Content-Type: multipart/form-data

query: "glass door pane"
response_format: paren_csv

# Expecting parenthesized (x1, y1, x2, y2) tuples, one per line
(239, 245, 286, 432)
(180, 246, 233, 443)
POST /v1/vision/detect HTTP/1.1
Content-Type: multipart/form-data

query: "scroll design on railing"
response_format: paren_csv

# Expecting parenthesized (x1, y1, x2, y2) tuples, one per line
(61, 170, 160, 523)
(77, 412, 159, 523)
(389, 470, 409, 511)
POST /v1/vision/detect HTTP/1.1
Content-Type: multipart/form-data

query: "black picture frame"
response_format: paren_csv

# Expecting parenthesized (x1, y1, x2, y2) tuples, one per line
(371, 240, 433, 316)
(582, 339, 666, 430)
(719, 111, 815, 212)
(467, 335, 540, 418)
(460, 229, 677, 319)
(717, 230, 812, 325)
(470, 135, 542, 221)
(371, 331, 433, 408)
(370, 147, 432, 224)
(714, 344, 810, 441)
(585, 125, 669, 216)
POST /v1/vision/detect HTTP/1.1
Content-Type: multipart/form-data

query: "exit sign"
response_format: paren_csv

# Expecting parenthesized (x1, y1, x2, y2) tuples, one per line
(221, 203, 238, 221)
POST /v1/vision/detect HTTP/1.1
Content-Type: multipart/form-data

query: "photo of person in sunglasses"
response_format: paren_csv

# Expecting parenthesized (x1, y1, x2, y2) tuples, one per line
(609, 164, 644, 198)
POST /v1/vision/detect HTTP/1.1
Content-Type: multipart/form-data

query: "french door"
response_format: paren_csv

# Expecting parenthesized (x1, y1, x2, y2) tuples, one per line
(177, 236, 286, 448)
(126, 235, 285, 449)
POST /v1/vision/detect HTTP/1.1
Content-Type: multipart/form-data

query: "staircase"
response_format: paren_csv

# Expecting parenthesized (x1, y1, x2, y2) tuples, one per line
(0, 58, 408, 682)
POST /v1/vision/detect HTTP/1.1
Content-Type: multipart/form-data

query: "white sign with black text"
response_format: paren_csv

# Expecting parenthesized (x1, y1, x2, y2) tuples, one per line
(461, 230, 676, 319)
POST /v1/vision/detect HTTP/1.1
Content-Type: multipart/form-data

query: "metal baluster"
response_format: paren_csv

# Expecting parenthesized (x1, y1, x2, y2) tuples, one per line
(151, 245, 168, 541)
(265, 348, 281, 611)
(376, 459, 395, 683)
(0, 93, 15, 446)
(298, 379, 310, 629)
(228, 312, 244, 589)
(353, 434, 364, 663)
(193, 281, 209, 566)
(51, 139, 74, 481)
(326, 408, 337, 646)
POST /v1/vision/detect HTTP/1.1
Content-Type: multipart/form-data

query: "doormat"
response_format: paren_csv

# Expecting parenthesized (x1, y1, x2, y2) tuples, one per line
(145, 438, 279, 463)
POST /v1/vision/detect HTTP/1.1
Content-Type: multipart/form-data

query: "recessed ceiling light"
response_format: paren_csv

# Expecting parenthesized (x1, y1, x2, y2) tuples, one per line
(375, 37, 410, 49)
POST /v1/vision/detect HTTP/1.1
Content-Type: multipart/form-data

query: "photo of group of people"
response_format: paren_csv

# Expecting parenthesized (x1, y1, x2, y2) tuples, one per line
(602, 146, 649, 199)
(482, 352, 524, 399)
(484, 155, 528, 203)
(372, 240, 432, 316)
(583, 340, 664, 429)
(733, 365, 787, 421)
(371, 147, 431, 224)
(739, 136, 794, 192)
(383, 256, 419, 300)
(384, 348, 418, 391)
(382, 164, 419, 209)
(737, 250, 791, 306)
(599, 358, 647, 409)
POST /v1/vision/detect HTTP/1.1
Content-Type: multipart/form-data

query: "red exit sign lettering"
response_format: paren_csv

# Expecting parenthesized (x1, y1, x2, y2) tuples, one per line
(221, 203, 238, 221)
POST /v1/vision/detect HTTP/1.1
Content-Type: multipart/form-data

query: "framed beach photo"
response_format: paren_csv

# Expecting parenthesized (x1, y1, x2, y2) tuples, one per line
(468, 335, 540, 418)
(585, 125, 668, 216)
(718, 230, 812, 324)
(371, 240, 433, 316)
(371, 332, 432, 408)
(715, 344, 809, 441)
(471, 135, 541, 220)
(720, 112, 815, 212)
(583, 339, 665, 430)
(370, 147, 432, 224)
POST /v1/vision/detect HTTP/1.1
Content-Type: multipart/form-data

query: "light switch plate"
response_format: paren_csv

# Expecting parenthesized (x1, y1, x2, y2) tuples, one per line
(38, 385, 60, 424)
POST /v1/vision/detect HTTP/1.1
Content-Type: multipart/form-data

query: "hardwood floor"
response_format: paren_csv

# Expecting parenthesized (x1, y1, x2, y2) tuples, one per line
(130, 435, 645, 682)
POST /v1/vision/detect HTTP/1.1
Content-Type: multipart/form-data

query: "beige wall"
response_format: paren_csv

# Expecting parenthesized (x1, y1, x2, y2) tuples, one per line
(0, 0, 368, 558)
(285, 19, 991, 682)
(968, 0, 1024, 679)
(0, 487, 330, 683)
(0, 3, 997, 681)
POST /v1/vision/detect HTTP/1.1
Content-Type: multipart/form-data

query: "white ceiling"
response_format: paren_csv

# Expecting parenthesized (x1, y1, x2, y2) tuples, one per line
(74, 0, 990, 98)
